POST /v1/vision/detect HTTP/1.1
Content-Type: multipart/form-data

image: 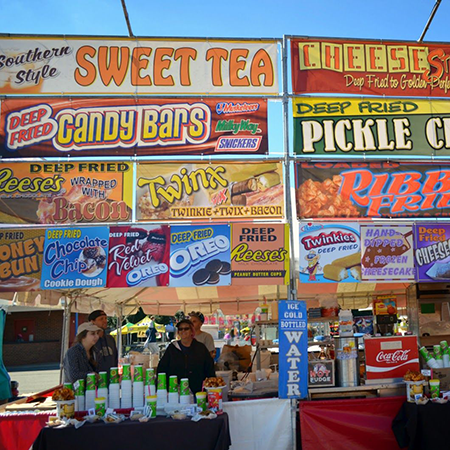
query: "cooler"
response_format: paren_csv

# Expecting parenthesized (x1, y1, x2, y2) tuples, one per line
(364, 335, 420, 383)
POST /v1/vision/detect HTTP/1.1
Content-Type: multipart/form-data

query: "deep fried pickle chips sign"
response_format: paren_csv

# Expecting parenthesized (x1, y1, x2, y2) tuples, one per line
(41, 227, 109, 289)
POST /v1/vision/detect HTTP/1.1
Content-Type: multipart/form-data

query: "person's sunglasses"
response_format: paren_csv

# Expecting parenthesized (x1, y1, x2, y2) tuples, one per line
(178, 327, 191, 331)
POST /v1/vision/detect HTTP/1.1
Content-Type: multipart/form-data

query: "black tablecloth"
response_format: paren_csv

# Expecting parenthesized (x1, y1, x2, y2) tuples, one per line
(392, 401, 450, 450)
(32, 413, 231, 450)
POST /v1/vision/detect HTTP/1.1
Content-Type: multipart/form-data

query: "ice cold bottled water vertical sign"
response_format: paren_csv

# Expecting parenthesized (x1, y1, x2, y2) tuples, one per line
(278, 300, 308, 399)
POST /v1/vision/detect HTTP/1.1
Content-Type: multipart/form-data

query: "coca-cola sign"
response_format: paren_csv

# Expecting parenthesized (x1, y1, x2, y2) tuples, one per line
(365, 336, 420, 380)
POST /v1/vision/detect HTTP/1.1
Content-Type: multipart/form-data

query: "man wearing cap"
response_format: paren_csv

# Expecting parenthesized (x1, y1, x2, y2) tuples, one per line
(189, 311, 216, 359)
(89, 310, 118, 373)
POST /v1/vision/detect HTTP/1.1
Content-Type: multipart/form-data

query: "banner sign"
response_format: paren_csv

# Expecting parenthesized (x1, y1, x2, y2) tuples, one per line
(0, 162, 133, 224)
(41, 227, 109, 289)
(0, 229, 44, 291)
(291, 37, 450, 97)
(0, 98, 268, 158)
(299, 222, 361, 283)
(136, 162, 284, 221)
(361, 225, 415, 282)
(293, 97, 450, 157)
(231, 223, 289, 285)
(0, 37, 279, 95)
(414, 223, 450, 282)
(169, 224, 231, 287)
(278, 300, 308, 399)
(296, 162, 450, 219)
(107, 225, 170, 288)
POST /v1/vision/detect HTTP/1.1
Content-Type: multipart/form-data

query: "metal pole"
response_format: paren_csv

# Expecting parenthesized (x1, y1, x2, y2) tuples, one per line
(120, 0, 135, 38)
(291, 398, 298, 449)
(117, 305, 123, 359)
(59, 294, 73, 383)
(418, 0, 442, 42)
(282, 35, 296, 301)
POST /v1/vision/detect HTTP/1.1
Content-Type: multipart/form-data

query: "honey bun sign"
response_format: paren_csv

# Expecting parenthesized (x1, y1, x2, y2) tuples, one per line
(291, 37, 450, 97)
(296, 162, 450, 219)
(293, 97, 450, 158)
(231, 223, 290, 285)
(0, 162, 133, 225)
(0, 37, 279, 95)
(41, 227, 109, 289)
(0, 229, 45, 292)
(0, 98, 268, 157)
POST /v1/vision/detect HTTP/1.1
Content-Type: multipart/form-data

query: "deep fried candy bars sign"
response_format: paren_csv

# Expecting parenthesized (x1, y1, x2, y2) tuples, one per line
(291, 37, 450, 97)
(278, 300, 308, 399)
(414, 224, 450, 282)
(0, 98, 268, 157)
(296, 162, 450, 219)
(293, 97, 450, 158)
(0, 162, 133, 224)
(0, 37, 279, 95)
(41, 227, 109, 289)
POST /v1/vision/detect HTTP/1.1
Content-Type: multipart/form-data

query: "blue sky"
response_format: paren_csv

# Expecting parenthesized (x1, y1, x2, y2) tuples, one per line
(0, 0, 449, 42)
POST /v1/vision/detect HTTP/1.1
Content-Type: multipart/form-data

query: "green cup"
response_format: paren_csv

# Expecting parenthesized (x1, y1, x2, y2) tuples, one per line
(157, 373, 167, 391)
(180, 378, 190, 396)
(196, 392, 207, 412)
(169, 375, 178, 393)
(95, 397, 106, 417)
(98, 372, 108, 389)
(86, 373, 96, 391)
(75, 379, 85, 396)
(134, 365, 144, 382)
(430, 379, 440, 398)
(122, 364, 131, 381)
(419, 346, 430, 360)
(63, 382, 73, 391)
(434, 345, 442, 357)
(146, 395, 157, 418)
(110, 367, 119, 384)
(146, 368, 155, 385)
(441, 341, 449, 353)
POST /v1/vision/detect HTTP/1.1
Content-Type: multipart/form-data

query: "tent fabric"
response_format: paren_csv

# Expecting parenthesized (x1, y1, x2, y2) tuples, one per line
(0, 308, 11, 401)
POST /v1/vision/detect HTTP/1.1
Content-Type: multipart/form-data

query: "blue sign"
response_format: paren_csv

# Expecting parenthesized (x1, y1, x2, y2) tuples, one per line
(278, 300, 308, 399)
(41, 227, 109, 290)
(170, 224, 231, 287)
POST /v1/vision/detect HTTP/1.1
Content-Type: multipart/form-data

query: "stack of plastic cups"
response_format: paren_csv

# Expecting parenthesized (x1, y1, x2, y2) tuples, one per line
(109, 367, 120, 410)
(145, 368, 156, 398)
(434, 345, 444, 368)
(168, 375, 179, 404)
(97, 372, 108, 409)
(179, 378, 190, 404)
(74, 379, 85, 412)
(441, 341, 450, 368)
(85, 373, 97, 410)
(133, 365, 144, 408)
(419, 347, 439, 369)
(63, 382, 73, 391)
(157, 373, 167, 408)
(121, 364, 132, 408)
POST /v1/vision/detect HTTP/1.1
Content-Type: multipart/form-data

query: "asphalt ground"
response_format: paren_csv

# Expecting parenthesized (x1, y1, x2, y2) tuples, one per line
(8, 365, 61, 395)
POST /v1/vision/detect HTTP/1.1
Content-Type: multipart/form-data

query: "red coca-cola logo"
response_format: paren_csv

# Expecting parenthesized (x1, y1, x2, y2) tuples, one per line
(376, 350, 410, 364)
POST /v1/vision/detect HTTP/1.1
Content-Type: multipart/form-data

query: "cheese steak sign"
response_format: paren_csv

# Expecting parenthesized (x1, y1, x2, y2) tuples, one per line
(0, 37, 279, 95)
(296, 162, 450, 219)
(0, 162, 133, 224)
(293, 97, 450, 157)
(0, 98, 268, 157)
(291, 38, 450, 97)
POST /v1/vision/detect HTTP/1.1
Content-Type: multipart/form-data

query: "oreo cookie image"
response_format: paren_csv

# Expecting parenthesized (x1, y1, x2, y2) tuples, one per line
(206, 259, 223, 274)
(207, 272, 220, 285)
(219, 261, 231, 275)
(192, 269, 211, 286)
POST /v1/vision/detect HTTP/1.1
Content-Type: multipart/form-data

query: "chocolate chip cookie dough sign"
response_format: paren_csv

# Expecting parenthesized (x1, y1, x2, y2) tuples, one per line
(41, 227, 109, 289)
(231, 223, 289, 285)
(278, 300, 308, 399)
(299, 222, 361, 283)
(0, 162, 133, 224)
(0, 229, 44, 291)
(169, 225, 231, 287)
(136, 162, 284, 221)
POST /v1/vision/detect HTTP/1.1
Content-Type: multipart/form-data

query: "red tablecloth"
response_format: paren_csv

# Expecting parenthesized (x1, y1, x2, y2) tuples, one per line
(0, 412, 53, 450)
(300, 396, 406, 450)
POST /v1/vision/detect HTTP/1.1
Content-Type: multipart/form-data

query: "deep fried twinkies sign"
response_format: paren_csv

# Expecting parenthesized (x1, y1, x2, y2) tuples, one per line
(278, 300, 308, 399)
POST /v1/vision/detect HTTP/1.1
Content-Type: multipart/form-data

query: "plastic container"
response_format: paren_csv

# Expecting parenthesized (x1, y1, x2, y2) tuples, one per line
(338, 310, 354, 337)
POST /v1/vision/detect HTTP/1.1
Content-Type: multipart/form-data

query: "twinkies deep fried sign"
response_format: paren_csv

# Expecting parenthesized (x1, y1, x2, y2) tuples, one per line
(0, 37, 278, 95)
(296, 162, 450, 219)
(0, 98, 268, 157)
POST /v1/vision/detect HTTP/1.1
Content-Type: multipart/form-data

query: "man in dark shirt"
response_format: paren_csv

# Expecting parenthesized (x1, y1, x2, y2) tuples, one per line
(89, 310, 118, 373)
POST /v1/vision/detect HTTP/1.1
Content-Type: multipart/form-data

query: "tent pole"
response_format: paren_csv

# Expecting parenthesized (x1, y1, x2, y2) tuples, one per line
(59, 294, 73, 384)
(117, 305, 123, 359)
